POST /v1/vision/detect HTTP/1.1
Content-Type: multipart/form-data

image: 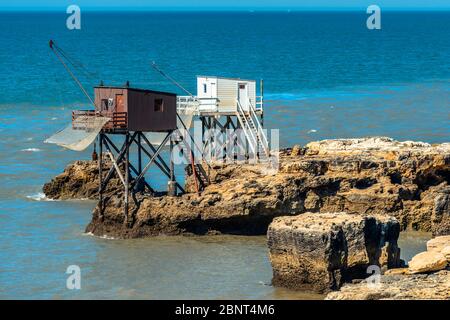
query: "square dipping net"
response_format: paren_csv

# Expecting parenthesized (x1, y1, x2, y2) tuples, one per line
(45, 115, 111, 151)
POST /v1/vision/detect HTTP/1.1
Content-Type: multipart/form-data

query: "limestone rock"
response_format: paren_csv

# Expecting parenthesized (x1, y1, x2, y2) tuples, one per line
(267, 212, 401, 293)
(291, 145, 302, 156)
(305, 137, 448, 155)
(326, 270, 450, 300)
(43, 160, 99, 200)
(441, 246, 450, 262)
(426, 235, 450, 252)
(44, 137, 450, 238)
(43, 159, 121, 200)
(384, 267, 409, 275)
(432, 187, 450, 236)
(408, 251, 448, 274)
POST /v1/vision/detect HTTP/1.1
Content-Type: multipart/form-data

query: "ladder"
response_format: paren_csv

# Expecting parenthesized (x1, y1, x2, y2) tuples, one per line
(236, 99, 270, 158)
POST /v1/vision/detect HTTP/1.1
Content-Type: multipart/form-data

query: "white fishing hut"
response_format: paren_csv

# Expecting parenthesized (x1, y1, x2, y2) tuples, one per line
(177, 76, 269, 159)
(195, 76, 261, 114)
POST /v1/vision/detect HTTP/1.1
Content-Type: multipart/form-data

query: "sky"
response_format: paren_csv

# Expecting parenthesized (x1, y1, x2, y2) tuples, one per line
(0, 0, 449, 10)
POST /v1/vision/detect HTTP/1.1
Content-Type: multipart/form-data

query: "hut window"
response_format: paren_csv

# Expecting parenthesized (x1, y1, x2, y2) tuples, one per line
(154, 98, 164, 112)
(203, 84, 207, 94)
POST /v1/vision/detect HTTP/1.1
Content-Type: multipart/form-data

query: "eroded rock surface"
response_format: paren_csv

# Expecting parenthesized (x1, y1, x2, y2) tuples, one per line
(325, 270, 450, 300)
(407, 235, 450, 274)
(427, 235, 450, 253)
(43, 137, 450, 238)
(408, 251, 448, 274)
(326, 235, 450, 299)
(432, 187, 450, 236)
(43, 160, 121, 200)
(267, 212, 401, 293)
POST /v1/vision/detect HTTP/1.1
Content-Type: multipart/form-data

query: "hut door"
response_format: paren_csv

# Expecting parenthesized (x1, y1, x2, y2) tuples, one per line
(116, 94, 125, 113)
(238, 83, 249, 111)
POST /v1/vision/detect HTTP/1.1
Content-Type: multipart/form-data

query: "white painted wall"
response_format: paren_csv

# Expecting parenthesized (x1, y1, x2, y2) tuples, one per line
(197, 76, 256, 113)
(197, 76, 218, 99)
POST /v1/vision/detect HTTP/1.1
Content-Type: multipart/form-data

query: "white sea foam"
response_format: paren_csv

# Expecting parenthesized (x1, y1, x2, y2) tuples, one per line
(26, 192, 55, 201)
(83, 232, 116, 240)
(307, 129, 317, 134)
(21, 148, 41, 152)
(99, 234, 116, 240)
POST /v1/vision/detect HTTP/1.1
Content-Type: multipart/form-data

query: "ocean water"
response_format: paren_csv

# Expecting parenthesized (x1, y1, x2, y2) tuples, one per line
(0, 11, 448, 299)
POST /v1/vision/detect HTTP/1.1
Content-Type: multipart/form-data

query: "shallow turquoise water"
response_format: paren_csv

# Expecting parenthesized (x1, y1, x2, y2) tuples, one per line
(0, 11, 448, 299)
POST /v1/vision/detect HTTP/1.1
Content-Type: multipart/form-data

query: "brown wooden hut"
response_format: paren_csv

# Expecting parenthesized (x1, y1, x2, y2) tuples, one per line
(73, 85, 177, 132)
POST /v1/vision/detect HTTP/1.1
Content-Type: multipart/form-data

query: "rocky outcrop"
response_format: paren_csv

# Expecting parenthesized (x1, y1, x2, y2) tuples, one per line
(407, 235, 450, 274)
(267, 212, 401, 293)
(326, 235, 450, 299)
(325, 270, 450, 300)
(293, 138, 450, 235)
(408, 251, 448, 274)
(432, 187, 450, 236)
(442, 246, 450, 261)
(43, 137, 450, 238)
(427, 235, 450, 253)
(43, 160, 121, 200)
(430, 236, 450, 263)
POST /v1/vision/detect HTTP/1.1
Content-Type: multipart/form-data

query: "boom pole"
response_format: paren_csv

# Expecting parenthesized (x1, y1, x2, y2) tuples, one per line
(49, 40, 96, 107)
(151, 61, 194, 97)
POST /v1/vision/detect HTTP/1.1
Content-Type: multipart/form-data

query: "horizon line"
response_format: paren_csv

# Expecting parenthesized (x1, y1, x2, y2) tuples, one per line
(0, 7, 450, 12)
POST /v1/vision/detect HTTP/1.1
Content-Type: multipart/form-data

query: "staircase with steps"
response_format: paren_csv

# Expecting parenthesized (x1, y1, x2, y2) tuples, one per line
(236, 99, 270, 158)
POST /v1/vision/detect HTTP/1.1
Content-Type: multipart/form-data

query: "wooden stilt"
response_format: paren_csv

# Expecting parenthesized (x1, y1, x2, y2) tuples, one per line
(102, 134, 140, 177)
(124, 133, 129, 223)
(100, 133, 136, 193)
(132, 133, 184, 193)
(138, 132, 142, 174)
(209, 117, 213, 161)
(132, 132, 172, 189)
(201, 116, 205, 146)
(168, 137, 177, 196)
(98, 133, 103, 219)
(170, 138, 175, 182)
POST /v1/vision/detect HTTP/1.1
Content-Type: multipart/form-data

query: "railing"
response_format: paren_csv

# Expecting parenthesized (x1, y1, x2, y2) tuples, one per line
(72, 110, 96, 119)
(177, 96, 200, 114)
(236, 99, 259, 155)
(72, 110, 127, 130)
(197, 97, 219, 112)
(109, 112, 127, 129)
(72, 110, 96, 130)
(248, 99, 269, 156)
(177, 95, 262, 114)
(255, 95, 264, 112)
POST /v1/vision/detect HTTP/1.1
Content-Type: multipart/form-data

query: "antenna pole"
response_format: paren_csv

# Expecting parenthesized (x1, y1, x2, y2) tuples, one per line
(49, 40, 96, 107)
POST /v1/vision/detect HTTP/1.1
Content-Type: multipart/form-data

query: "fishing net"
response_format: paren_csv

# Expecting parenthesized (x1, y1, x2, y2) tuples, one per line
(45, 115, 111, 151)
(144, 111, 195, 146)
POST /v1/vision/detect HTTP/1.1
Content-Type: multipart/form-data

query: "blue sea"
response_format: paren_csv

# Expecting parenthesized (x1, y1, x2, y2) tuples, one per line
(0, 11, 448, 299)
